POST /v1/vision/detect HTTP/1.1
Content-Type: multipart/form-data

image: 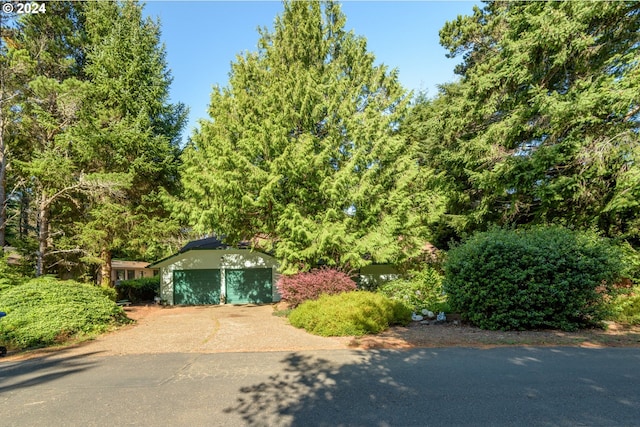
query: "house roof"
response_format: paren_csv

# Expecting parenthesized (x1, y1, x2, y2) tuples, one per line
(112, 260, 155, 270)
(148, 236, 252, 268)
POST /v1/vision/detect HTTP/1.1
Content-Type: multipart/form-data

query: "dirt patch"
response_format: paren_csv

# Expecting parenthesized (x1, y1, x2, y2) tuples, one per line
(352, 319, 640, 349)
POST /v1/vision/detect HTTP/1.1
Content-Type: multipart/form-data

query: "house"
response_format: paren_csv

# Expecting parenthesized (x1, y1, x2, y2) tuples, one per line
(148, 237, 280, 305)
(112, 260, 159, 286)
(357, 264, 400, 290)
(150, 236, 429, 306)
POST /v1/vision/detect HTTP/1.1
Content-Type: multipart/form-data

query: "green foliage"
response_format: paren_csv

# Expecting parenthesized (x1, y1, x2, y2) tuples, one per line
(176, 1, 434, 273)
(288, 291, 411, 336)
(99, 285, 117, 302)
(5, 0, 185, 279)
(0, 254, 26, 291)
(418, 2, 640, 242)
(443, 226, 625, 331)
(619, 242, 640, 285)
(116, 276, 160, 302)
(378, 267, 445, 313)
(0, 277, 129, 350)
(607, 286, 640, 325)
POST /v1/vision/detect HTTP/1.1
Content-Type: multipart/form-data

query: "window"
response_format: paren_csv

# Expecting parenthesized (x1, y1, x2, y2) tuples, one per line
(127, 270, 135, 280)
(115, 270, 125, 280)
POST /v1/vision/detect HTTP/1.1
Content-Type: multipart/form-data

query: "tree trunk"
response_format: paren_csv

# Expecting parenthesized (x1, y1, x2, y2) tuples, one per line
(100, 248, 112, 287)
(0, 92, 6, 248)
(36, 195, 49, 277)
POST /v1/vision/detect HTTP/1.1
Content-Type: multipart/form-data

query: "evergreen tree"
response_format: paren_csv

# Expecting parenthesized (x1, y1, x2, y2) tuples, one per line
(177, 1, 419, 272)
(8, 1, 89, 276)
(7, 1, 185, 279)
(76, 0, 186, 284)
(422, 1, 640, 243)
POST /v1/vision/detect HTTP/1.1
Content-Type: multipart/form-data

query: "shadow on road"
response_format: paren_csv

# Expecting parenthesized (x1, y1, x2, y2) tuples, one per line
(223, 347, 640, 427)
(224, 349, 444, 426)
(0, 351, 101, 393)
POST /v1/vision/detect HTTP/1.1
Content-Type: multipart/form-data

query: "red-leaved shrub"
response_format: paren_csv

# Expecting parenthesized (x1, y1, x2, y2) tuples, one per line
(276, 268, 357, 307)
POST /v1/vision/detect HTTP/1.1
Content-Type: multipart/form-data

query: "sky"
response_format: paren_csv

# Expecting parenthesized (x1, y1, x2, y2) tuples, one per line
(142, 1, 480, 144)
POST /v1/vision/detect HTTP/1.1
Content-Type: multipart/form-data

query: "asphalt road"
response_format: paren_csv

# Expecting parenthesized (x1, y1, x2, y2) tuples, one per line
(1, 347, 639, 426)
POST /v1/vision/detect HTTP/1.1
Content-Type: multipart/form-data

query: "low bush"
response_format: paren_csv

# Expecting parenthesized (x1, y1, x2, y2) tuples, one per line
(378, 266, 445, 313)
(276, 268, 357, 307)
(116, 276, 160, 302)
(607, 285, 640, 325)
(443, 226, 624, 331)
(288, 291, 411, 336)
(0, 277, 129, 350)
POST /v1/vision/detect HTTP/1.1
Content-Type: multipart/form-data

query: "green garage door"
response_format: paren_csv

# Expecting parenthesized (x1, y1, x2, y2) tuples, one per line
(173, 269, 221, 305)
(225, 268, 272, 304)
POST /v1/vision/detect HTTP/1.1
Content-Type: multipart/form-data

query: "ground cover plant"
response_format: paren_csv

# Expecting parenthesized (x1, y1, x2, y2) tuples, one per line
(276, 268, 357, 307)
(444, 226, 624, 331)
(288, 291, 411, 336)
(0, 277, 129, 350)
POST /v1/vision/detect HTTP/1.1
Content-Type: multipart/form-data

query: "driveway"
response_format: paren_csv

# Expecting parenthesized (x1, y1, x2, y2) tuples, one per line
(11, 304, 355, 359)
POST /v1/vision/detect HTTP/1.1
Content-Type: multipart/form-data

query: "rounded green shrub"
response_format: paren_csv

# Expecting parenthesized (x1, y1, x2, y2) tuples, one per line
(288, 291, 411, 336)
(116, 276, 160, 302)
(443, 226, 624, 331)
(0, 277, 129, 350)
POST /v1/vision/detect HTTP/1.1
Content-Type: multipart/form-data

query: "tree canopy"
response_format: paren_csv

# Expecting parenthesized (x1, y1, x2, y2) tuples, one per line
(2, 0, 185, 279)
(417, 1, 640, 244)
(176, 1, 432, 272)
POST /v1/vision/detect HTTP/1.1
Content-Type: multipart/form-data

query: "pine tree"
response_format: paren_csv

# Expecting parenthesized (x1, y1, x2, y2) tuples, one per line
(177, 1, 416, 272)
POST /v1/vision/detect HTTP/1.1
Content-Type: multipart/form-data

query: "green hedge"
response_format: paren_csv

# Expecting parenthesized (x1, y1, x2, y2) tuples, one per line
(116, 276, 160, 302)
(288, 291, 411, 336)
(0, 277, 129, 350)
(443, 226, 624, 331)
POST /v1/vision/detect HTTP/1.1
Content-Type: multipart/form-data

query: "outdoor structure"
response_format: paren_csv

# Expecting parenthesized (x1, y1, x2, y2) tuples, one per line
(112, 260, 158, 286)
(149, 237, 280, 305)
(357, 264, 400, 290)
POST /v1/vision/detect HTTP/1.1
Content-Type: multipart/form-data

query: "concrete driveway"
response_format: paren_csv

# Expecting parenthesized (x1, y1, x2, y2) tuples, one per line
(12, 304, 355, 359)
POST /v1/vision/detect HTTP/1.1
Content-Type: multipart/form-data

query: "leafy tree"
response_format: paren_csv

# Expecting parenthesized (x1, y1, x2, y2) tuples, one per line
(421, 1, 640, 243)
(177, 0, 426, 272)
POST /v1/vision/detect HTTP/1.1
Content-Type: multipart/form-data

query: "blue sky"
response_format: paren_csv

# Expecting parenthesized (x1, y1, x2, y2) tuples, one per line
(142, 1, 479, 143)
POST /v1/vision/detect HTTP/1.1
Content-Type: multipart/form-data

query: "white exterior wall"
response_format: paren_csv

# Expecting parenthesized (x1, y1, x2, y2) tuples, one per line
(154, 249, 280, 305)
(358, 264, 401, 289)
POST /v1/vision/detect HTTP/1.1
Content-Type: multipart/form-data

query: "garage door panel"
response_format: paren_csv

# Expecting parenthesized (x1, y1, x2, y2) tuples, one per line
(225, 268, 272, 304)
(174, 269, 221, 305)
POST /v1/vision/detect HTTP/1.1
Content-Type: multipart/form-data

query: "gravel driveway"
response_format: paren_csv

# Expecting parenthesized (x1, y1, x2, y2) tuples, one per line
(44, 304, 356, 358)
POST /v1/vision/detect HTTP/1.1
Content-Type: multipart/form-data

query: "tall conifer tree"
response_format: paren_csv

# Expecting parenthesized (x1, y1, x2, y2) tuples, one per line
(421, 1, 640, 243)
(177, 1, 418, 272)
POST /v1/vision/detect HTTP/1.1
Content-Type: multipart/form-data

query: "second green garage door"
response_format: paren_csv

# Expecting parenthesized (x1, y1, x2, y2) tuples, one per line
(173, 269, 221, 305)
(225, 268, 273, 304)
